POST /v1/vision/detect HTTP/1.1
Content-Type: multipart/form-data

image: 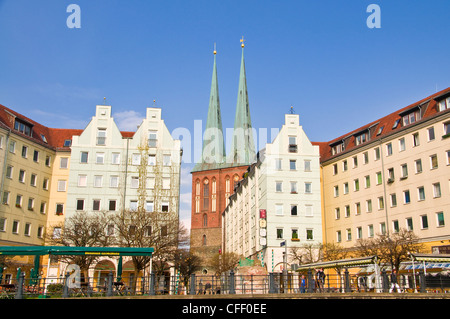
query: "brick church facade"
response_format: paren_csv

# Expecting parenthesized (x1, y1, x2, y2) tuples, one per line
(190, 41, 255, 273)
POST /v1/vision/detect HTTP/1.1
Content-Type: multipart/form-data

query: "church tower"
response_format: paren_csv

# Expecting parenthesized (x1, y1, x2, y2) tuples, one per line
(190, 40, 256, 274)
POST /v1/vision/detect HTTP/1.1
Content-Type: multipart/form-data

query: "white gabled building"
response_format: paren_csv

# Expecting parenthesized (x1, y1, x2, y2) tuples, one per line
(66, 104, 181, 228)
(222, 113, 322, 272)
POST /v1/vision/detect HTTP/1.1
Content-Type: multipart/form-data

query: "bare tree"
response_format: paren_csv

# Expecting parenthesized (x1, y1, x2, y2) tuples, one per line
(209, 252, 241, 275)
(354, 228, 425, 271)
(45, 210, 114, 279)
(290, 243, 323, 265)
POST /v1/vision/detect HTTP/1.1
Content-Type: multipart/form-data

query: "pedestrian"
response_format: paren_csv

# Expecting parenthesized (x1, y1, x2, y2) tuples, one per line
(300, 275, 306, 293)
(316, 268, 325, 292)
(389, 269, 401, 293)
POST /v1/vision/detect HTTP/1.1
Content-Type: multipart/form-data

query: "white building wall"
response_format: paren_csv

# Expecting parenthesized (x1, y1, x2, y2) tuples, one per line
(223, 113, 322, 272)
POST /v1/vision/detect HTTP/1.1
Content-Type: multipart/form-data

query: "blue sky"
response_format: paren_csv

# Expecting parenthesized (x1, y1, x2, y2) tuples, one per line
(1, 0, 449, 228)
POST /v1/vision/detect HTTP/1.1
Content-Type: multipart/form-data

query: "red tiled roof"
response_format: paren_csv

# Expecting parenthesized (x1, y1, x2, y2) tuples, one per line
(0, 103, 139, 151)
(313, 87, 450, 163)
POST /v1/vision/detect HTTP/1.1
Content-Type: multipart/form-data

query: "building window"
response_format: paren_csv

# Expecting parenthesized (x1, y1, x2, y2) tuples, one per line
(343, 182, 349, 194)
(145, 201, 154, 212)
(291, 205, 297, 216)
(378, 196, 384, 210)
(386, 143, 393, 156)
(374, 147, 380, 161)
(276, 182, 283, 193)
(333, 164, 338, 175)
(306, 229, 314, 240)
(401, 164, 408, 179)
(392, 220, 399, 233)
(376, 172, 382, 185)
(355, 202, 361, 215)
(203, 180, 209, 210)
(27, 198, 34, 211)
(399, 138, 406, 152)
(415, 159, 422, 174)
(290, 181, 298, 194)
(402, 110, 421, 126)
(304, 182, 311, 194)
(365, 175, 370, 188)
(421, 215, 428, 229)
(18, 169, 25, 183)
(432, 182, 441, 198)
(354, 179, 359, 192)
(161, 202, 169, 212)
(275, 204, 283, 216)
(33, 150, 39, 162)
(97, 128, 107, 145)
(64, 139, 72, 147)
(15, 195, 23, 208)
(277, 228, 283, 239)
(56, 203, 64, 215)
(304, 160, 311, 171)
(43, 178, 49, 190)
(203, 214, 208, 227)
(163, 155, 171, 166)
(438, 98, 450, 112)
(355, 132, 368, 145)
(406, 217, 414, 231)
(78, 175, 87, 187)
(380, 222, 386, 235)
(352, 156, 358, 168)
(80, 151, 88, 163)
(96, 152, 105, 164)
(132, 154, 141, 165)
(363, 151, 369, 164)
(345, 205, 350, 218)
(12, 220, 19, 234)
(417, 186, 425, 201)
(148, 155, 156, 166)
(112, 152, 120, 165)
(129, 201, 138, 211)
(368, 225, 374, 238)
(346, 229, 352, 241)
(334, 185, 339, 197)
(428, 127, 435, 141)
(109, 200, 117, 211)
(430, 154, 438, 169)
(94, 175, 103, 188)
(76, 199, 85, 211)
(57, 180, 67, 192)
(60, 157, 69, 169)
(290, 160, 296, 170)
(14, 119, 32, 136)
(335, 208, 340, 219)
(366, 199, 372, 213)
(357, 227, 363, 239)
(336, 230, 342, 242)
(148, 131, 158, 147)
(131, 176, 139, 188)
(436, 212, 445, 227)
(92, 200, 101, 211)
(40, 202, 46, 214)
(412, 133, 420, 147)
(288, 136, 297, 152)
(404, 190, 411, 204)
(390, 193, 397, 207)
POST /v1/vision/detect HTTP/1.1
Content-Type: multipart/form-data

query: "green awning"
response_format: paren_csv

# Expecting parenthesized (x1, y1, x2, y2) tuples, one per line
(410, 253, 450, 263)
(0, 246, 154, 257)
(296, 256, 377, 271)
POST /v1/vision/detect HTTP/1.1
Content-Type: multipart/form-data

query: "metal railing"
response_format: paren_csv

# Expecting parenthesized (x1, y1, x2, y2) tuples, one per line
(1, 269, 449, 299)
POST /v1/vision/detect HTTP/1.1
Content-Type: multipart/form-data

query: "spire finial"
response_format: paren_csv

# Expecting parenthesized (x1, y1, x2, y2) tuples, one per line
(290, 105, 295, 114)
(240, 36, 245, 48)
(213, 42, 217, 55)
(103, 97, 106, 105)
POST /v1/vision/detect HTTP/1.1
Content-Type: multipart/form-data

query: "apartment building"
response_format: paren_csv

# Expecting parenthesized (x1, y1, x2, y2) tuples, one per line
(320, 88, 450, 253)
(223, 113, 322, 271)
(66, 105, 181, 228)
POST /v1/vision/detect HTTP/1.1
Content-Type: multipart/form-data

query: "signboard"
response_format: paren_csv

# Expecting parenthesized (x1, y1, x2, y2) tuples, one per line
(259, 209, 266, 219)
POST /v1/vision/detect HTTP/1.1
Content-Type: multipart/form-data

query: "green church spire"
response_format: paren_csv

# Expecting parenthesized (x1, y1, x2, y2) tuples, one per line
(227, 37, 256, 166)
(193, 45, 226, 171)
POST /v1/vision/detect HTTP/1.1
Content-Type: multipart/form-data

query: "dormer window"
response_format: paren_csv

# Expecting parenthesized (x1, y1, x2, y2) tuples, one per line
(41, 134, 47, 143)
(438, 98, 450, 112)
(376, 126, 384, 136)
(64, 139, 72, 147)
(401, 109, 421, 126)
(392, 119, 400, 129)
(355, 132, 368, 145)
(14, 119, 32, 136)
(331, 141, 345, 155)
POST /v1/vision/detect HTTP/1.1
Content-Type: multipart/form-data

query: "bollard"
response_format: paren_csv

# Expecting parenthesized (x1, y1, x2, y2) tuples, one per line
(15, 272, 25, 299)
(307, 269, 314, 293)
(107, 271, 113, 297)
(62, 272, 70, 298)
(268, 273, 275, 294)
(189, 273, 196, 295)
(344, 268, 351, 293)
(419, 270, 426, 293)
(229, 270, 236, 294)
